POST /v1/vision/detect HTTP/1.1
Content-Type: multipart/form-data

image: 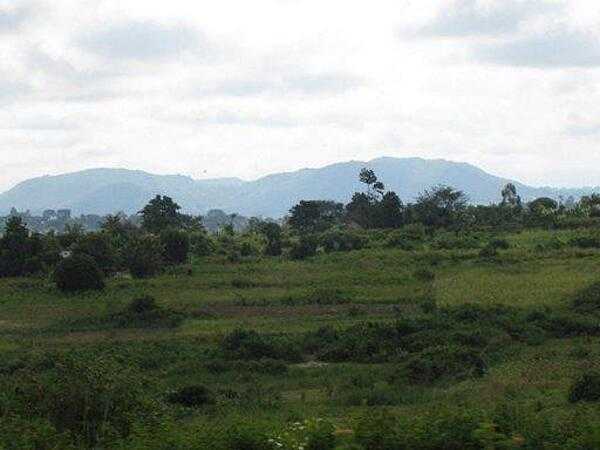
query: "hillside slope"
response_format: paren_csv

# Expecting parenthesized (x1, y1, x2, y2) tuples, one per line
(0, 157, 596, 217)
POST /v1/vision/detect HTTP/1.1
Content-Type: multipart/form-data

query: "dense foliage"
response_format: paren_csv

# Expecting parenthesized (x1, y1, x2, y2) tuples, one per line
(53, 254, 105, 292)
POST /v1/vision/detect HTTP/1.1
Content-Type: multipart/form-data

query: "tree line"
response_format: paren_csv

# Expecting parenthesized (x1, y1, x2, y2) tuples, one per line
(1, 167, 600, 288)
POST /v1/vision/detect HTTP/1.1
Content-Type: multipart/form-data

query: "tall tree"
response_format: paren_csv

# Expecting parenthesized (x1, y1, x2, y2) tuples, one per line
(359, 168, 385, 200)
(288, 200, 344, 233)
(376, 191, 405, 228)
(501, 183, 521, 207)
(414, 185, 467, 228)
(139, 195, 182, 234)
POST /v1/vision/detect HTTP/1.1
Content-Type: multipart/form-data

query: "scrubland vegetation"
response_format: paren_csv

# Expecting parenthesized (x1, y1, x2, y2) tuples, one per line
(2, 170, 600, 448)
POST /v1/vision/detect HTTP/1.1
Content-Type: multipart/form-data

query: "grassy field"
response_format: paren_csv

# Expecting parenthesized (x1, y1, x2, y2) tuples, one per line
(2, 228, 600, 448)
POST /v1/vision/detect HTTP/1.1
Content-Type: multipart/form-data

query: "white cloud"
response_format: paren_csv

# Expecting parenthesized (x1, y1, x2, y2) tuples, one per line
(1, 0, 600, 192)
(77, 20, 204, 61)
(474, 28, 600, 67)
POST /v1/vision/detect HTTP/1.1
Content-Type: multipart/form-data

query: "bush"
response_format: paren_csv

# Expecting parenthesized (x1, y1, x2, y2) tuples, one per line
(205, 358, 288, 375)
(223, 423, 274, 450)
(123, 234, 164, 278)
(231, 277, 259, 289)
(404, 345, 486, 384)
(7, 354, 152, 448)
(288, 235, 318, 260)
(569, 236, 600, 249)
(239, 235, 264, 258)
(320, 229, 366, 253)
(572, 282, 600, 313)
(385, 231, 418, 250)
(304, 287, 348, 305)
(569, 372, 600, 403)
(160, 229, 190, 265)
(72, 232, 117, 275)
(221, 329, 301, 362)
(489, 238, 510, 250)
(167, 385, 213, 407)
(116, 296, 183, 329)
(53, 254, 105, 292)
(413, 268, 435, 283)
(479, 245, 498, 258)
(353, 409, 400, 450)
(189, 231, 215, 257)
(274, 419, 336, 450)
(432, 234, 482, 250)
(127, 296, 159, 314)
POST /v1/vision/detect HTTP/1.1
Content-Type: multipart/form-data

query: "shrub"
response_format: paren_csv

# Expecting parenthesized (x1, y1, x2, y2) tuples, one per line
(127, 296, 158, 314)
(569, 372, 600, 403)
(123, 234, 164, 278)
(8, 354, 152, 448)
(116, 296, 183, 329)
(205, 358, 288, 375)
(304, 287, 348, 305)
(167, 385, 213, 407)
(221, 329, 301, 362)
(288, 235, 318, 260)
(413, 268, 435, 283)
(572, 282, 600, 313)
(53, 254, 105, 292)
(385, 231, 418, 250)
(72, 232, 117, 275)
(479, 245, 498, 258)
(320, 229, 366, 253)
(489, 238, 510, 250)
(353, 409, 400, 450)
(569, 236, 600, 249)
(239, 236, 264, 257)
(432, 235, 482, 250)
(160, 229, 190, 265)
(231, 277, 259, 289)
(274, 419, 336, 450)
(404, 345, 486, 384)
(189, 231, 215, 257)
(223, 423, 274, 450)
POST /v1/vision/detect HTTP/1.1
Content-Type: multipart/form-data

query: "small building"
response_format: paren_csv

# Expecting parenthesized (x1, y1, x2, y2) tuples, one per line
(57, 209, 71, 220)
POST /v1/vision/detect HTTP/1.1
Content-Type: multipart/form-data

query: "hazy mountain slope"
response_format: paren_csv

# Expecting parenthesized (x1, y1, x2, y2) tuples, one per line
(0, 157, 597, 217)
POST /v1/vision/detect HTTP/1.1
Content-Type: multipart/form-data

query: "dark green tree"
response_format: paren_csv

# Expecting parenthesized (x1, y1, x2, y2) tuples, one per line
(376, 191, 405, 228)
(414, 185, 467, 228)
(160, 228, 190, 264)
(288, 200, 344, 233)
(72, 232, 118, 275)
(346, 192, 375, 228)
(54, 254, 105, 292)
(0, 217, 40, 277)
(501, 183, 521, 207)
(139, 195, 182, 234)
(259, 222, 283, 256)
(123, 234, 164, 278)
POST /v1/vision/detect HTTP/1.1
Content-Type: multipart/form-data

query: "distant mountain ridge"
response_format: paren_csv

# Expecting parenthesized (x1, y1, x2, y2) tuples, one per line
(1, 157, 598, 217)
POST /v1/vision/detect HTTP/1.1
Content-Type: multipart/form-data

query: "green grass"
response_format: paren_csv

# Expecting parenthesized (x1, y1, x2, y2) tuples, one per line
(2, 228, 600, 447)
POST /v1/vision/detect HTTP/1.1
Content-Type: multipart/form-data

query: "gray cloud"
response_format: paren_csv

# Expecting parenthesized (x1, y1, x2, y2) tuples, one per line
(78, 21, 203, 61)
(413, 0, 558, 38)
(474, 29, 600, 68)
(565, 123, 600, 137)
(0, 79, 31, 102)
(206, 72, 364, 97)
(198, 112, 297, 128)
(0, 2, 33, 32)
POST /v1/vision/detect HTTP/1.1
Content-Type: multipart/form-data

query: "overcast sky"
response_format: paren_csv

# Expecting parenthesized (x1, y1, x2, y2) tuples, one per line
(1, 0, 600, 192)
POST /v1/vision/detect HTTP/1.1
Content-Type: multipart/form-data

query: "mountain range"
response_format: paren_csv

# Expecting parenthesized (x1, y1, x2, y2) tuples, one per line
(1, 157, 597, 218)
